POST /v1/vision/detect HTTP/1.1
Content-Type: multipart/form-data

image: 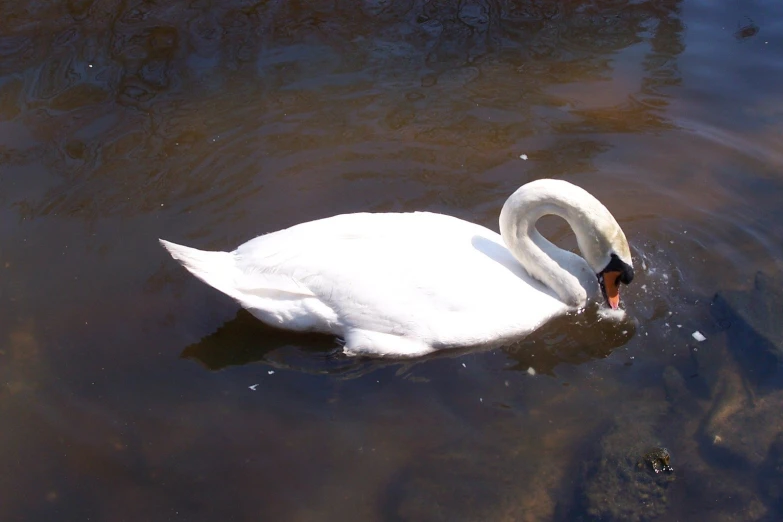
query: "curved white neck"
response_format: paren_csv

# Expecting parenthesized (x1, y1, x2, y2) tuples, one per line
(499, 181, 617, 307)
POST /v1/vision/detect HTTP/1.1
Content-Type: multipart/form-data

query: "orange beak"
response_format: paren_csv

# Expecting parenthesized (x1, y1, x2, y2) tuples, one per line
(603, 270, 622, 309)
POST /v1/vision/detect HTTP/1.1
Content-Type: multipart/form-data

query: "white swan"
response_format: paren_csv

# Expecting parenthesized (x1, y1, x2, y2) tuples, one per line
(160, 179, 634, 357)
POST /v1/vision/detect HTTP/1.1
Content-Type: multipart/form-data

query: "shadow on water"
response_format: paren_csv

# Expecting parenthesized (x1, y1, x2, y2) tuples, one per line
(502, 306, 636, 375)
(180, 310, 339, 371)
(182, 305, 635, 379)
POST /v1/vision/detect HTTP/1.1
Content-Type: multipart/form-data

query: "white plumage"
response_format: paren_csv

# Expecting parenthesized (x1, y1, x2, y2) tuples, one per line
(161, 179, 632, 357)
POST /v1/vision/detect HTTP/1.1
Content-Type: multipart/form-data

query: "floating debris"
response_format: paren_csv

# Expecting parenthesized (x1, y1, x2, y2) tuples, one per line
(519, 154, 528, 160)
(692, 331, 707, 342)
(268, 370, 275, 375)
(249, 384, 259, 391)
(527, 367, 536, 376)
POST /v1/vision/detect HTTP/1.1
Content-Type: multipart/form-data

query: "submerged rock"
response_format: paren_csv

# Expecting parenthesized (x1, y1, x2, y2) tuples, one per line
(711, 271, 783, 391)
(663, 341, 783, 520)
(760, 433, 783, 503)
(704, 272, 783, 470)
(579, 396, 675, 522)
(640, 447, 674, 474)
(703, 383, 783, 469)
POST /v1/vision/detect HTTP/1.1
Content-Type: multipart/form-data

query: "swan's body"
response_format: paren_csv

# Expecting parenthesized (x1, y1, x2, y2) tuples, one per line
(161, 179, 633, 357)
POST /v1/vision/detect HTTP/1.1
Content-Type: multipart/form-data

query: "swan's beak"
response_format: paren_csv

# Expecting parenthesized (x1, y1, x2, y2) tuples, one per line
(602, 271, 622, 310)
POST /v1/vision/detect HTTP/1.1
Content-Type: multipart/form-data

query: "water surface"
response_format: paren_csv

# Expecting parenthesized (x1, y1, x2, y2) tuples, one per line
(2, 0, 783, 520)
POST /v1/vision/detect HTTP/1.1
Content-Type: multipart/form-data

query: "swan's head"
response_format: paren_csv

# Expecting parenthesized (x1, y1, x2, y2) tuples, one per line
(578, 221, 634, 310)
(597, 253, 634, 310)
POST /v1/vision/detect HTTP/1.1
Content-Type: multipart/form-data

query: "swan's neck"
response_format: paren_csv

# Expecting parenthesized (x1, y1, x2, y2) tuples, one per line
(499, 184, 601, 307)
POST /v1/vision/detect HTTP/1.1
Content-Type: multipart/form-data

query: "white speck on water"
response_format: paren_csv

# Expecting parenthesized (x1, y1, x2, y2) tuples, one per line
(662, 274, 669, 281)
(641, 284, 647, 291)
(462, 363, 466, 368)
(665, 323, 670, 327)
(520, 154, 528, 160)
(480, 398, 483, 402)
(249, 384, 259, 391)
(692, 331, 706, 342)
(630, 356, 635, 359)
(88, 64, 93, 68)
(677, 324, 682, 328)
(622, 330, 628, 335)
(504, 380, 509, 387)
(268, 370, 275, 375)
(527, 367, 536, 376)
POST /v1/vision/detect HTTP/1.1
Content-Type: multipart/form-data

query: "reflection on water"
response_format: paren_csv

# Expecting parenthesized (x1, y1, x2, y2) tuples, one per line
(3, 0, 783, 520)
(182, 306, 635, 377)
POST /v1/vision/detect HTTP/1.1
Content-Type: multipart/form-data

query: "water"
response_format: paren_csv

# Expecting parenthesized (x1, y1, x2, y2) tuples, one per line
(2, 0, 783, 520)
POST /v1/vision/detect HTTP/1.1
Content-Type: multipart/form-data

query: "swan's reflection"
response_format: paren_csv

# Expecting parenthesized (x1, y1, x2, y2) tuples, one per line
(180, 310, 348, 372)
(181, 306, 635, 377)
(501, 307, 636, 375)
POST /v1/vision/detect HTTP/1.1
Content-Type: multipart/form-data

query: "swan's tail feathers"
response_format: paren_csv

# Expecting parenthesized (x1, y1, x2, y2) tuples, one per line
(159, 239, 239, 298)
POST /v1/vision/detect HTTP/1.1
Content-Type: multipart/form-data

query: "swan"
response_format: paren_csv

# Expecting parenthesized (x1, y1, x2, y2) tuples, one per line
(160, 179, 634, 357)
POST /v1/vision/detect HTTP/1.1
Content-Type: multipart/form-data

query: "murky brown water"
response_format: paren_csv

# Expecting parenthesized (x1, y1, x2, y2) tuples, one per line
(2, 0, 783, 520)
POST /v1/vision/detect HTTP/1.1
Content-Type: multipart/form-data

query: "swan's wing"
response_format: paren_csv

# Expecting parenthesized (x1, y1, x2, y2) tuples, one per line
(232, 212, 448, 299)
(229, 212, 563, 344)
